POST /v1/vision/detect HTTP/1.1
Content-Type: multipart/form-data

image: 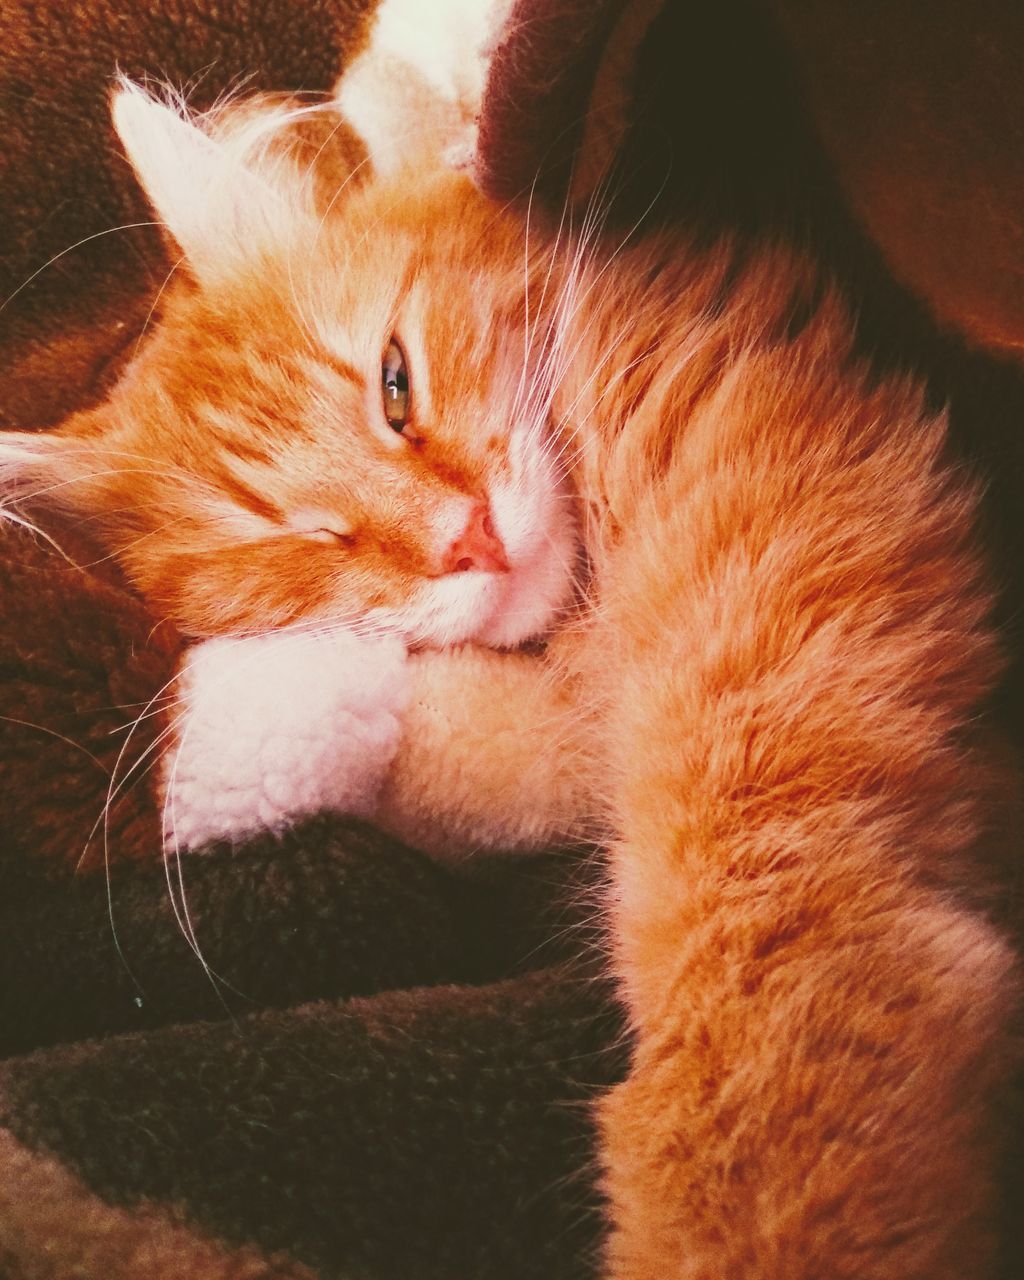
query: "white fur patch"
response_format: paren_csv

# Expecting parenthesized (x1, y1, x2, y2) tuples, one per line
(335, 0, 512, 173)
(160, 629, 410, 852)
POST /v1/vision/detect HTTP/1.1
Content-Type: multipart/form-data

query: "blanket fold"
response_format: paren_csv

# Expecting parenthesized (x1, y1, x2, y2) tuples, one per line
(0, 966, 623, 1280)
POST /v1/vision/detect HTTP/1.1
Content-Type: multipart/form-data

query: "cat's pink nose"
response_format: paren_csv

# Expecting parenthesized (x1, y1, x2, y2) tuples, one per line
(442, 503, 510, 574)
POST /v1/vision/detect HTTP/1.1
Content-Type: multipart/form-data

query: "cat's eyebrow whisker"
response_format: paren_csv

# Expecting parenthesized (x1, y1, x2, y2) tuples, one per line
(313, 166, 396, 269)
(343, 174, 421, 261)
(0, 222, 163, 315)
(131, 252, 187, 361)
(283, 258, 323, 360)
(285, 126, 379, 357)
(308, 104, 454, 251)
(286, 176, 401, 353)
(311, 141, 375, 243)
(301, 114, 344, 183)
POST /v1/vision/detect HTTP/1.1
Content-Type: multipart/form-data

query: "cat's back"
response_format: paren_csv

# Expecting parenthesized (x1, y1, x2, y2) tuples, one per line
(556, 235, 954, 572)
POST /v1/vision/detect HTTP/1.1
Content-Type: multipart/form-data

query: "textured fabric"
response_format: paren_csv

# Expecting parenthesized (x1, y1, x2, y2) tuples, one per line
(0, 0, 374, 429)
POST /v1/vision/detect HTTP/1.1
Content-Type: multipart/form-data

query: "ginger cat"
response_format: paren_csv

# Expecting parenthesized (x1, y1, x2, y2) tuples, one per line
(0, 85, 1018, 1277)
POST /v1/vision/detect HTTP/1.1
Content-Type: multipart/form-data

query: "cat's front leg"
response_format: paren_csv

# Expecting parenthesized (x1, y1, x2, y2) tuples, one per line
(159, 629, 409, 853)
(372, 644, 598, 858)
(585, 398, 1019, 1277)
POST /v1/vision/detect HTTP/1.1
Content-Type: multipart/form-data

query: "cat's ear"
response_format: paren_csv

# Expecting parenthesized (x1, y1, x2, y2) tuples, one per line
(335, 0, 505, 176)
(111, 80, 300, 285)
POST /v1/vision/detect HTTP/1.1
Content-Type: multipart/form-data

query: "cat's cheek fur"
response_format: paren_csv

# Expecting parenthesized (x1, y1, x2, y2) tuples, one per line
(478, 481, 579, 647)
(158, 630, 410, 852)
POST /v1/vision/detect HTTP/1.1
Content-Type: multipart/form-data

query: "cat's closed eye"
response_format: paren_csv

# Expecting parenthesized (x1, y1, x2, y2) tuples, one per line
(287, 514, 357, 548)
(309, 528, 357, 547)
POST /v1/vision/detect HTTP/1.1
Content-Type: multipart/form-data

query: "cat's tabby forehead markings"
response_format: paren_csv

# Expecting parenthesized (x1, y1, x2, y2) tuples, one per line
(1, 88, 578, 645)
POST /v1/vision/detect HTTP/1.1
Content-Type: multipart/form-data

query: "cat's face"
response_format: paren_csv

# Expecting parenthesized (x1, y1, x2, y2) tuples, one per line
(0, 87, 577, 647)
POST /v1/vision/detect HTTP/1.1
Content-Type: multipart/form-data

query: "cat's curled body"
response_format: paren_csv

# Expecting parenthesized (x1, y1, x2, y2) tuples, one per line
(1, 87, 1018, 1277)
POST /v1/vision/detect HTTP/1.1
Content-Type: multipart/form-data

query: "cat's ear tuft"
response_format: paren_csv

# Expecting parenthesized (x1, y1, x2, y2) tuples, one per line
(0, 429, 62, 469)
(0, 431, 73, 509)
(111, 79, 299, 285)
(0, 429, 114, 522)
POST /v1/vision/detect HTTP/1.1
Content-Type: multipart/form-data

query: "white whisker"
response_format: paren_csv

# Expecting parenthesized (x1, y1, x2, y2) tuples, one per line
(1, 222, 162, 314)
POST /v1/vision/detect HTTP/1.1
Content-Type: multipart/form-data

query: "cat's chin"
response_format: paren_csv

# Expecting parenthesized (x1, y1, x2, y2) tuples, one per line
(472, 480, 580, 647)
(368, 539, 574, 652)
(449, 544, 576, 649)
(472, 557, 572, 648)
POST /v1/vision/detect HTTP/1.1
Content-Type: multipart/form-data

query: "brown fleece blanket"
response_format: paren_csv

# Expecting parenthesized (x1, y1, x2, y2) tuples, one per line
(1, 1, 1022, 1277)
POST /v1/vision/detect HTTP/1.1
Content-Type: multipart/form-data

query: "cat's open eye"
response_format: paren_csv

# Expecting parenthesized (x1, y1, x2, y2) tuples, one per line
(382, 338, 411, 433)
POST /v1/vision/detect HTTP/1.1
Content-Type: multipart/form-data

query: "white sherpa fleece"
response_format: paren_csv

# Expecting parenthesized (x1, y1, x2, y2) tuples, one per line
(160, 629, 410, 852)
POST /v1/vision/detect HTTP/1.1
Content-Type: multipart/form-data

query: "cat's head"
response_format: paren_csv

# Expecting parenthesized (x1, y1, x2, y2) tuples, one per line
(0, 83, 577, 647)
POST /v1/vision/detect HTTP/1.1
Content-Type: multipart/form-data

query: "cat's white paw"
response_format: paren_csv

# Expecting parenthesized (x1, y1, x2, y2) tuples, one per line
(335, 0, 512, 175)
(160, 629, 410, 852)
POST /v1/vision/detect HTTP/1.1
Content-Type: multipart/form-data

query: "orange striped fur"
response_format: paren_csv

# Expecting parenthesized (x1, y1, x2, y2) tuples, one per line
(0, 89, 1017, 1276)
